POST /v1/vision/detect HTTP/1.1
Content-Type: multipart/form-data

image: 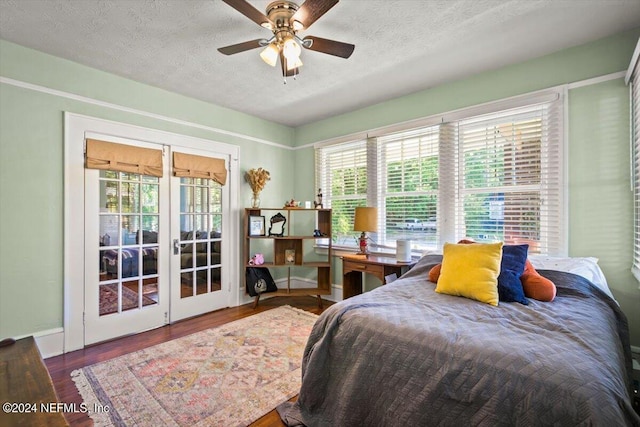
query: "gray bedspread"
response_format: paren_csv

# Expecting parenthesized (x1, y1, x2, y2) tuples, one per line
(278, 255, 640, 426)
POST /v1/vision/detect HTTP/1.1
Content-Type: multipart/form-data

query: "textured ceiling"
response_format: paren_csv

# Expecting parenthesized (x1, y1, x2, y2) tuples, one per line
(1, 0, 639, 127)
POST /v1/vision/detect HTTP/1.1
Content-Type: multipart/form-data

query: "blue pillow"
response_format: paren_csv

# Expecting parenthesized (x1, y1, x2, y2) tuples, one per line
(498, 244, 529, 305)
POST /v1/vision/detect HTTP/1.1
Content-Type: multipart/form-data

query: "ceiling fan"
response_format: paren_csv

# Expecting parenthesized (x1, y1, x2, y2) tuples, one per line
(218, 0, 355, 81)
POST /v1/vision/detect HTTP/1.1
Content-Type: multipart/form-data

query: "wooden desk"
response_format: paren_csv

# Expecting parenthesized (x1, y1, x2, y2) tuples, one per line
(342, 254, 416, 299)
(0, 336, 68, 426)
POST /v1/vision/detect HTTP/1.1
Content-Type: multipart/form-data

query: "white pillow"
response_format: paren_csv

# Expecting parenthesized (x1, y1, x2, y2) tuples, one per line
(528, 255, 615, 301)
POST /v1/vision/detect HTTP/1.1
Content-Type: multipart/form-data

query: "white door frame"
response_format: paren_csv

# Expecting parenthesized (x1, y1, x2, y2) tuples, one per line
(64, 113, 240, 353)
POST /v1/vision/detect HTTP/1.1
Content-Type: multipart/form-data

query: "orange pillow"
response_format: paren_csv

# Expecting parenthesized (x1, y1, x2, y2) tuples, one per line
(521, 260, 556, 302)
(428, 239, 475, 283)
(428, 264, 441, 283)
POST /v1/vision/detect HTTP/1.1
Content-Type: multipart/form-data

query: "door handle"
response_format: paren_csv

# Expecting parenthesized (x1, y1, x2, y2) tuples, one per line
(173, 239, 180, 255)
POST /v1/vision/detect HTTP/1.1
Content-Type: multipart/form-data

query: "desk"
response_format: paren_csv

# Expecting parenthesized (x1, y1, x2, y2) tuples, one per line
(342, 254, 416, 299)
(0, 336, 68, 426)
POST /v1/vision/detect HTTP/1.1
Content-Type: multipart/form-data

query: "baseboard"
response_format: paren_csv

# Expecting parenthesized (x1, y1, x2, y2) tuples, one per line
(12, 328, 65, 359)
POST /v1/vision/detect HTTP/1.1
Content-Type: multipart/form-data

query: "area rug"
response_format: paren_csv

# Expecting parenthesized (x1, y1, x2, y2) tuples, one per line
(99, 283, 157, 316)
(72, 305, 318, 426)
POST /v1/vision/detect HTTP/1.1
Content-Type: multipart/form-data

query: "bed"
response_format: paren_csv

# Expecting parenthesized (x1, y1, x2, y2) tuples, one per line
(278, 253, 640, 426)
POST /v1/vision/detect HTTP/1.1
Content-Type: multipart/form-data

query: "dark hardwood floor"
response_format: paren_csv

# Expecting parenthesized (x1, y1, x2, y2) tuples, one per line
(45, 296, 334, 427)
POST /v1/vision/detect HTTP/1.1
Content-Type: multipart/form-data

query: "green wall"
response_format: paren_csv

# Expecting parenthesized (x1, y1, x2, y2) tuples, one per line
(0, 40, 295, 339)
(568, 78, 639, 346)
(2, 26, 640, 348)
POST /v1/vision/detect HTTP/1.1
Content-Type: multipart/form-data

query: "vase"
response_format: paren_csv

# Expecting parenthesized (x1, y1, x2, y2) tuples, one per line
(251, 194, 261, 208)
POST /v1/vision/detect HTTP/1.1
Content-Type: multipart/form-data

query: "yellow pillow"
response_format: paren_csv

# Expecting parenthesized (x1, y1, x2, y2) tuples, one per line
(435, 242, 503, 306)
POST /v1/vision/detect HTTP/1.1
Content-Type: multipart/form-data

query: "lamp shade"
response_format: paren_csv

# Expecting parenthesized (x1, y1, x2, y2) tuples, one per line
(260, 43, 279, 67)
(353, 207, 378, 232)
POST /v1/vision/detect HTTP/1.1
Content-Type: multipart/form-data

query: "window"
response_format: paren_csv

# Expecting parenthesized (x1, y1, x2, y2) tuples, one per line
(315, 140, 370, 246)
(316, 91, 565, 255)
(378, 127, 439, 247)
(628, 41, 640, 282)
(455, 103, 564, 254)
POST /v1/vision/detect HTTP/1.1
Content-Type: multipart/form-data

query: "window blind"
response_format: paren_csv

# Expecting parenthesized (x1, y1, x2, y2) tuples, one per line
(453, 101, 563, 254)
(85, 138, 163, 177)
(173, 152, 227, 185)
(378, 126, 440, 246)
(630, 52, 640, 281)
(315, 140, 370, 245)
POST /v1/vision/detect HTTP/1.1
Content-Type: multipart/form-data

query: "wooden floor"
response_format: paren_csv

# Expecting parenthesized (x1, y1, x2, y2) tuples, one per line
(45, 296, 334, 427)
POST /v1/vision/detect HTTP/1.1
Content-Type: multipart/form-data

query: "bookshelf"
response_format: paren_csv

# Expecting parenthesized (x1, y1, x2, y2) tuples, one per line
(244, 208, 332, 307)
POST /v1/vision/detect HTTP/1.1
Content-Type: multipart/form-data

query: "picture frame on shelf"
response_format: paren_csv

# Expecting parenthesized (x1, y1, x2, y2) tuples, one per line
(249, 215, 265, 236)
(268, 212, 287, 237)
(285, 249, 296, 265)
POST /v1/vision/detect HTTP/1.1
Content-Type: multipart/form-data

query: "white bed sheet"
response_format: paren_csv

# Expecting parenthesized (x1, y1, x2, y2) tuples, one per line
(528, 255, 615, 301)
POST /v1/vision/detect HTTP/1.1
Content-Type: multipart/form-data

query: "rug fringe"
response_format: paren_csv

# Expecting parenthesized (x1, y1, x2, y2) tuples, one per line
(280, 304, 321, 319)
(71, 369, 115, 427)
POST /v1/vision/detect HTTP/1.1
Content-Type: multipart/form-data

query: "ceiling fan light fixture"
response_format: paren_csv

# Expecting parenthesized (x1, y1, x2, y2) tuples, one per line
(218, 0, 354, 81)
(282, 36, 301, 61)
(260, 42, 279, 67)
(286, 56, 303, 71)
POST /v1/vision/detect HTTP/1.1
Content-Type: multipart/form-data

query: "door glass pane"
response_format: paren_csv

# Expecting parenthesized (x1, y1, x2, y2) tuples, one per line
(210, 187, 222, 213)
(143, 279, 158, 304)
(195, 186, 208, 213)
(196, 270, 208, 295)
(98, 172, 159, 316)
(142, 184, 159, 214)
(101, 181, 119, 212)
(181, 271, 194, 298)
(178, 175, 223, 299)
(122, 279, 140, 312)
(210, 267, 221, 292)
(100, 249, 118, 281)
(143, 246, 158, 275)
(99, 283, 120, 316)
(195, 214, 206, 233)
(99, 215, 119, 246)
(121, 182, 139, 213)
(122, 215, 139, 245)
(141, 216, 159, 244)
(211, 214, 222, 236)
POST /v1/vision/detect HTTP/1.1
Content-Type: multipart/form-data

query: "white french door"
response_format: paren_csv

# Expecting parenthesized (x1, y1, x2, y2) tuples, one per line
(72, 118, 239, 347)
(84, 139, 169, 345)
(170, 147, 231, 321)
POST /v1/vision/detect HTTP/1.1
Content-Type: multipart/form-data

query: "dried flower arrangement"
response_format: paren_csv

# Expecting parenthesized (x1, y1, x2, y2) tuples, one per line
(245, 168, 271, 205)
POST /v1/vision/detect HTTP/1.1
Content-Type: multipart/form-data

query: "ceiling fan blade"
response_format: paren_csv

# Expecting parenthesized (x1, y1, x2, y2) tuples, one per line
(217, 39, 264, 55)
(222, 0, 272, 28)
(291, 0, 339, 30)
(303, 36, 354, 58)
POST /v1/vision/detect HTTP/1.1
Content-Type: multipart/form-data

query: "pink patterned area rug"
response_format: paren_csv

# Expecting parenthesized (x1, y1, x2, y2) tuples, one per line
(71, 306, 318, 426)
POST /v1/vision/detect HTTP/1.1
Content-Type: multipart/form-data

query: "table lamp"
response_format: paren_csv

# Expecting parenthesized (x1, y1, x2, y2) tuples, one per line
(354, 207, 378, 255)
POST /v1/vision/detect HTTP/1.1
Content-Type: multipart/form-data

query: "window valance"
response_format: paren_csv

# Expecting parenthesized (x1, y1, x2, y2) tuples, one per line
(85, 138, 163, 177)
(172, 152, 227, 185)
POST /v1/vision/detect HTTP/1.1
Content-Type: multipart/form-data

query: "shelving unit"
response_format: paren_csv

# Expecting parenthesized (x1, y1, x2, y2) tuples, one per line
(244, 208, 332, 308)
